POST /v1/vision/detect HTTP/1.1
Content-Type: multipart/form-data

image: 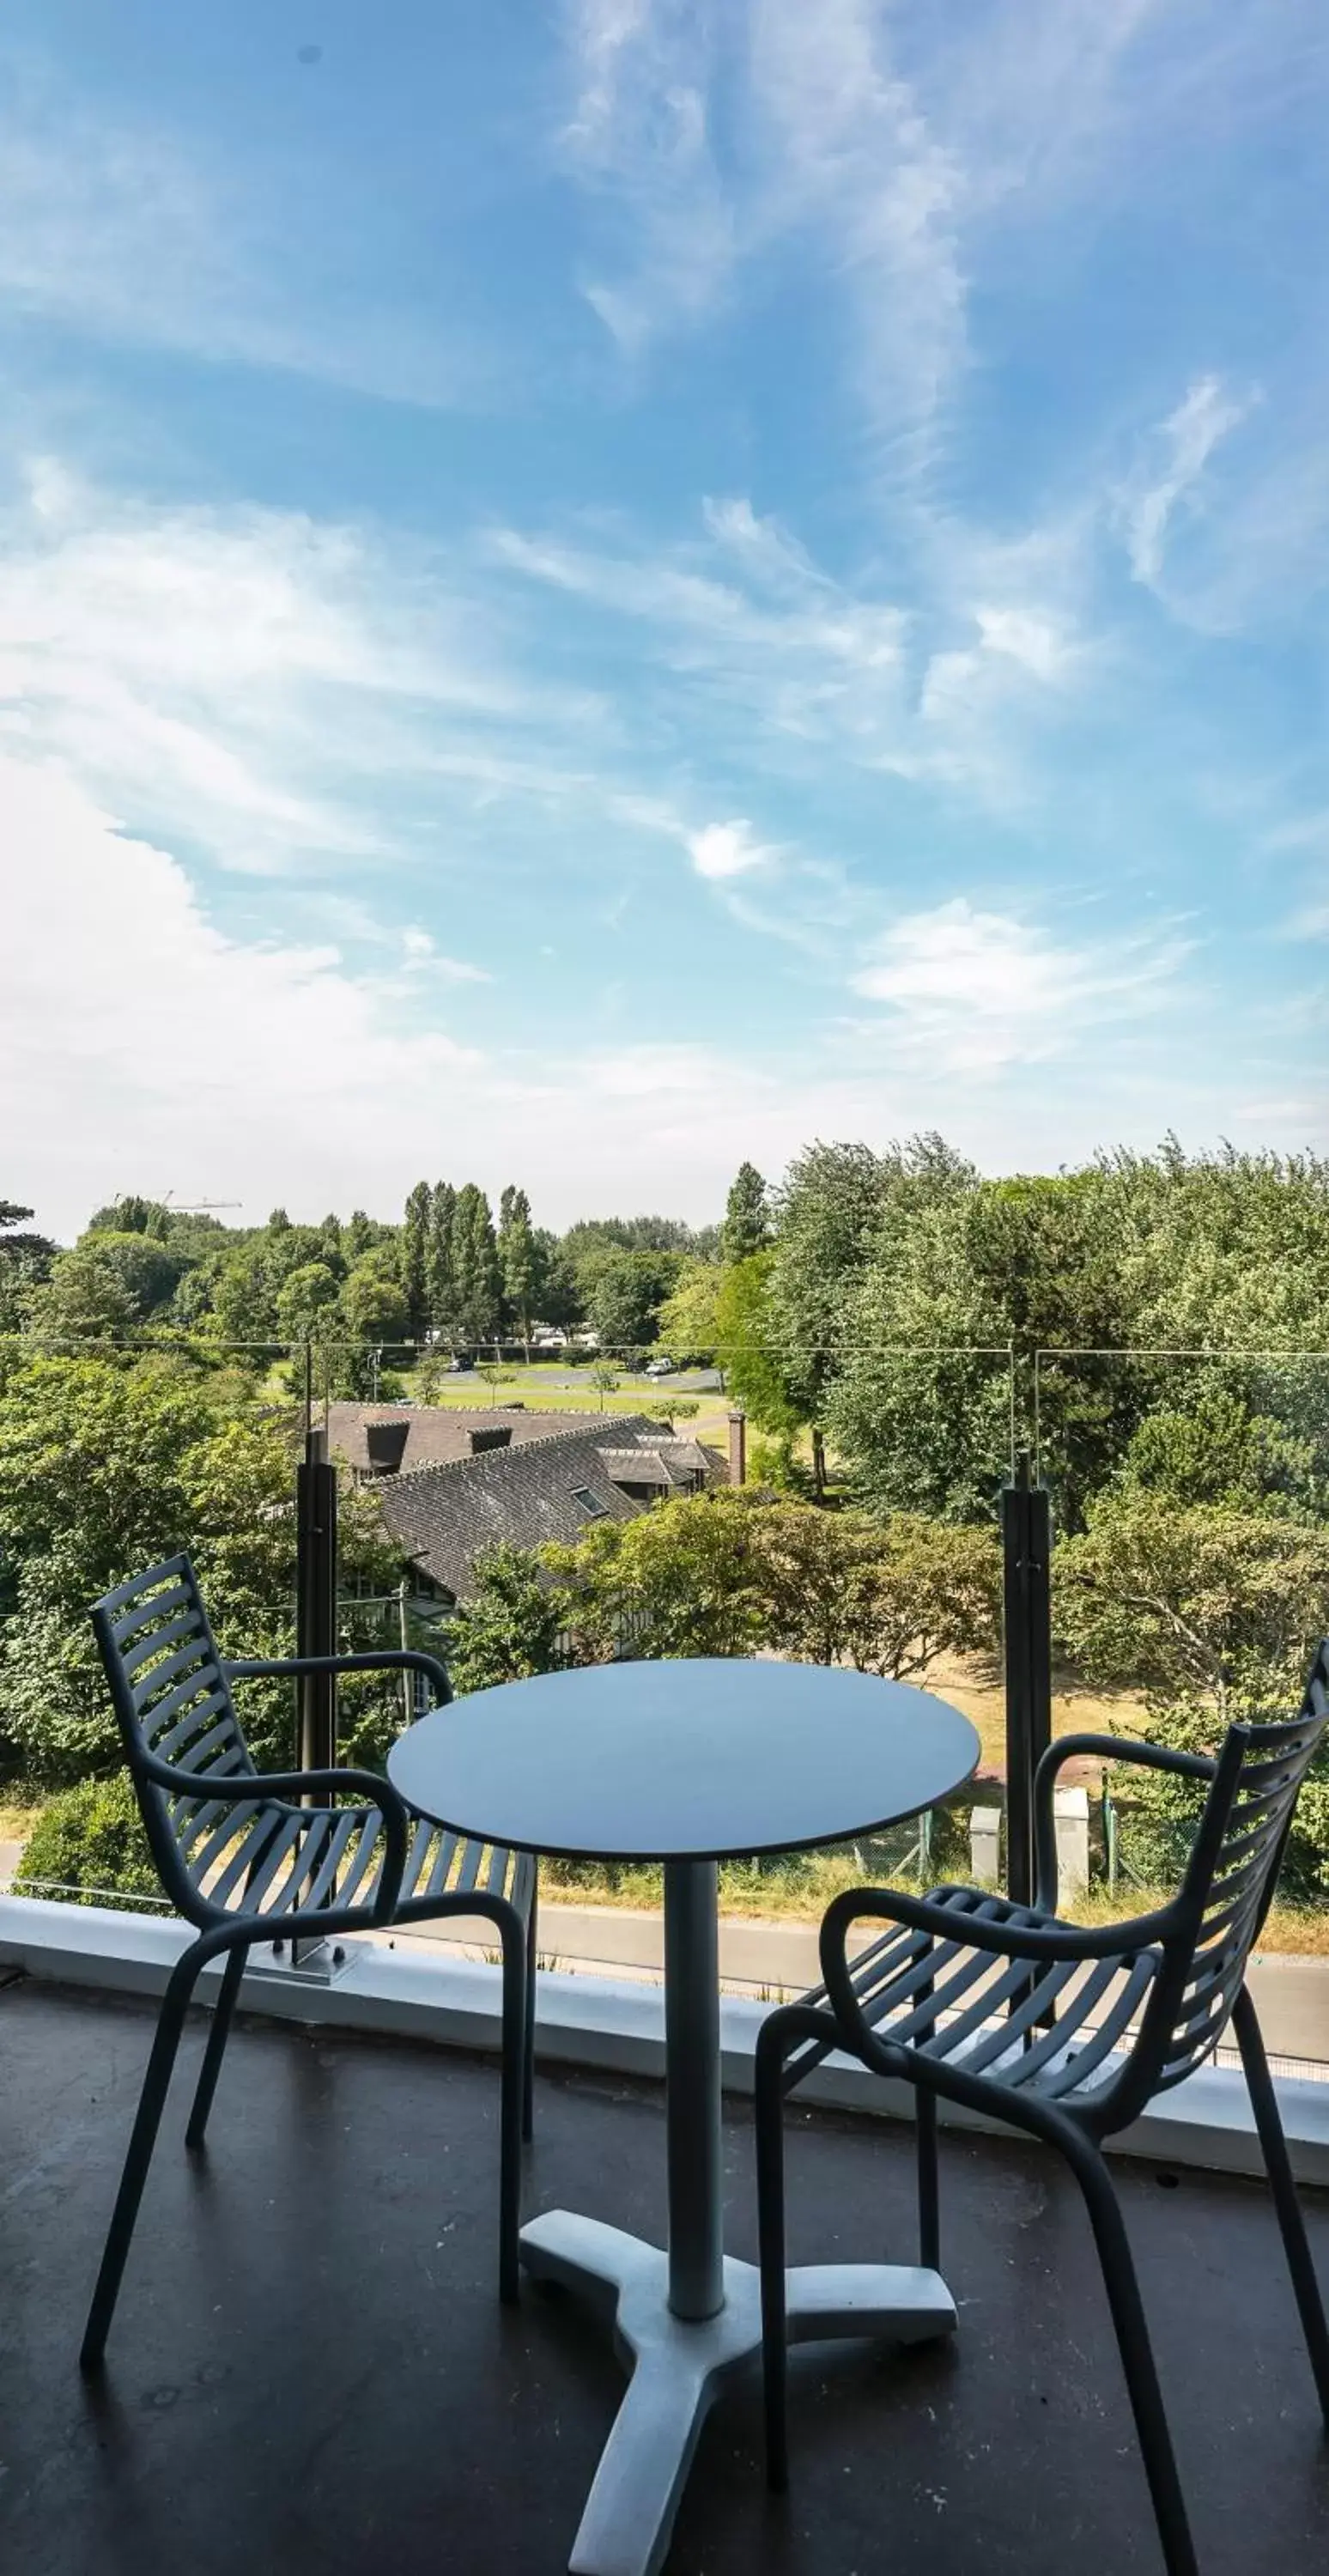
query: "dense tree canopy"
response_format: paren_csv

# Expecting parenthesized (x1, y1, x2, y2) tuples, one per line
(9, 1137, 1329, 1912)
(0, 1354, 397, 1783)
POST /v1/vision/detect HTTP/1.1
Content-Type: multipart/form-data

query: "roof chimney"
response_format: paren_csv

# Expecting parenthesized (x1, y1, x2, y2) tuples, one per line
(365, 1419, 410, 1476)
(727, 1408, 747, 1488)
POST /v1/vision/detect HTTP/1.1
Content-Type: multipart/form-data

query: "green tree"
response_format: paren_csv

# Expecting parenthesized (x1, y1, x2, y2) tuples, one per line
(443, 1544, 570, 1694)
(713, 1254, 805, 1467)
(28, 1247, 137, 1349)
(768, 1137, 974, 1498)
(428, 1182, 458, 1335)
(0, 1200, 56, 1332)
(499, 1185, 539, 1352)
(18, 1774, 159, 1906)
(400, 1182, 433, 1339)
(339, 1250, 410, 1349)
(588, 1249, 683, 1358)
(345, 1208, 389, 1261)
(87, 1195, 173, 1241)
(0, 1354, 397, 1783)
(754, 1503, 999, 1677)
(414, 1348, 452, 1404)
(544, 1489, 767, 1662)
(168, 1253, 228, 1334)
(78, 1229, 188, 1320)
(828, 1165, 1137, 1525)
(532, 1231, 582, 1330)
(1056, 1485, 1329, 1899)
(589, 1361, 621, 1408)
(209, 1247, 280, 1352)
(452, 1185, 501, 1343)
(655, 1258, 722, 1364)
(275, 1259, 341, 1346)
(1055, 1491, 1329, 1727)
(722, 1161, 772, 1264)
(1114, 1386, 1318, 1514)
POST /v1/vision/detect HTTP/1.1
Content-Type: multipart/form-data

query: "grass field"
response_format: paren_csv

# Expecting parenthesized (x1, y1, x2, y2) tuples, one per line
(921, 1649, 1148, 1779)
(399, 1363, 735, 1444)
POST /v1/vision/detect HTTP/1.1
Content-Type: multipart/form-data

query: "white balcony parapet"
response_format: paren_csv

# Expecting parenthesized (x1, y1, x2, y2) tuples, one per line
(3, 1890, 1326, 2188)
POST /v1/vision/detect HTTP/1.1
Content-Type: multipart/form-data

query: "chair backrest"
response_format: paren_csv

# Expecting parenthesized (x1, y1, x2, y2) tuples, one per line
(1147, 1641, 1329, 2094)
(91, 1554, 256, 1918)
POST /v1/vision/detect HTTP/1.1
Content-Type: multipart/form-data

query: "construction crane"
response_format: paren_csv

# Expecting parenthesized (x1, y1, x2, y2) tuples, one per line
(161, 1193, 242, 1213)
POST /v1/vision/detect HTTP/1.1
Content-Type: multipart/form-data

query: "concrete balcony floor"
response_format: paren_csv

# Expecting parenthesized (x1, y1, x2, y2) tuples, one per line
(2, 1972, 1326, 2576)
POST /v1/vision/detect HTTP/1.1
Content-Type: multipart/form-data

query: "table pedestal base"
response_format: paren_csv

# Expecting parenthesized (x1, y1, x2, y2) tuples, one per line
(521, 2209, 956, 2576)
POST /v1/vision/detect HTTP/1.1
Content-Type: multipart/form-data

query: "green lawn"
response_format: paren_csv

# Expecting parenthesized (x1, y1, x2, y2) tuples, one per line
(400, 1364, 734, 1444)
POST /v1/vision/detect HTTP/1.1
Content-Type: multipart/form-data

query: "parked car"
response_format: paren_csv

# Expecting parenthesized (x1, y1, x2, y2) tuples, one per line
(644, 1356, 674, 1377)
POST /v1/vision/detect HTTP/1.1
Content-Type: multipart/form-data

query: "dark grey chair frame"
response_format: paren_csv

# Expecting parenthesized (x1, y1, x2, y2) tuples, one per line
(81, 1553, 539, 2372)
(756, 1643, 1329, 2576)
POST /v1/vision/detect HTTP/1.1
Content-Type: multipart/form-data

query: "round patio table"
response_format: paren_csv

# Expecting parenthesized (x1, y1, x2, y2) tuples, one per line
(389, 1657, 980, 2576)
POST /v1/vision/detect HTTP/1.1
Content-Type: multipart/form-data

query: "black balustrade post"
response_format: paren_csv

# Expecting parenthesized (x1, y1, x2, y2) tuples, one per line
(1001, 1453, 1052, 1906)
(295, 1423, 338, 1781)
(290, 1422, 339, 1967)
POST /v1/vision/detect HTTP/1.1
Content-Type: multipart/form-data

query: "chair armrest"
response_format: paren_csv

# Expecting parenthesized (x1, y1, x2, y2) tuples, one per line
(1032, 1732, 1216, 1911)
(224, 1649, 452, 1706)
(817, 1882, 1183, 2059)
(134, 1756, 410, 1923)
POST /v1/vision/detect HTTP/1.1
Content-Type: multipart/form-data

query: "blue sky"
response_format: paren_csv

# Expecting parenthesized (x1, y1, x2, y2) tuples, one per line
(3, 2, 1328, 1238)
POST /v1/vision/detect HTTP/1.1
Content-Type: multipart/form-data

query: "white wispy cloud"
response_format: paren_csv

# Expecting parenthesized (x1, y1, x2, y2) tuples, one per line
(555, 0, 1329, 576)
(0, 752, 907, 1237)
(687, 818, 777, 878)
(747, 0, 968, 481)
(492, 492, 1089, 809)
(557, 2, 1259, 489)
(560, 0, 736, 351)
(3, 748, 1294, 1242)
(1122, 374, 1254, 589)
(0, 460, 595, 878)
(850, 896, 1189, 1074)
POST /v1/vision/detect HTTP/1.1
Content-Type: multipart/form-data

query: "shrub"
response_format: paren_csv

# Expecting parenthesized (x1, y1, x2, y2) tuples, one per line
(1107, 1690, 1329, 1905)
(444, 1544, 572, 1695)
(16, 1773, 163, 1909)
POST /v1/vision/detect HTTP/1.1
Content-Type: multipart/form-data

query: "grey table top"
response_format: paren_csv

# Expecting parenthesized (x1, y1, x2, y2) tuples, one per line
(386, 1658, 981, 1864)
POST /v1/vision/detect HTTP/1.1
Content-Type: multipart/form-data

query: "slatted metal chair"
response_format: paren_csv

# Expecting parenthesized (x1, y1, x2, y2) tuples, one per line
(756, 1643, 1329, 2576)
(81, 1552, 539, 2371)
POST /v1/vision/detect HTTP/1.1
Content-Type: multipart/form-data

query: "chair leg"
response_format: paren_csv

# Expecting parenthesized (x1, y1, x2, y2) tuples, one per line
(916, 1959, 940, 2269)
(754, 2020, 792, 2494)
(1062, 2127, 1199, 2576)
(522, 1870, 538, 2147)
(917, 2084, 940, 2271)
(1233, 1984, 1329, 2423)
(185, 1941, 248, 2152)
(81, 1940, 209, 2372)
(496, 1908, 525, 2306)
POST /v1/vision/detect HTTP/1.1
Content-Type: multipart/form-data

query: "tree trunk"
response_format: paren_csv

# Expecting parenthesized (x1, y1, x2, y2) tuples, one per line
(811, 1425, 827, 1498)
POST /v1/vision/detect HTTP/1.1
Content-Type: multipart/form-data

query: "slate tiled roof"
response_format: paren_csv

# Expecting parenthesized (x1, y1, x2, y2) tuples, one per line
(323, 1400, 610, 1475)
(374, 1418, 656, 1601)
(595, 1437, 712, 1490)
(372, 1415, 726, 1601)
(595, 1446, 673, 1487)
(653, 1437, 713, 1480)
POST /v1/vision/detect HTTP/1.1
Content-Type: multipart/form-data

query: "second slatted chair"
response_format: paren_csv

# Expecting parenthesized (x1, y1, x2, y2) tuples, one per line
(756, 1642, 1329, 2576)
(81, 1552, 538, 2371)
